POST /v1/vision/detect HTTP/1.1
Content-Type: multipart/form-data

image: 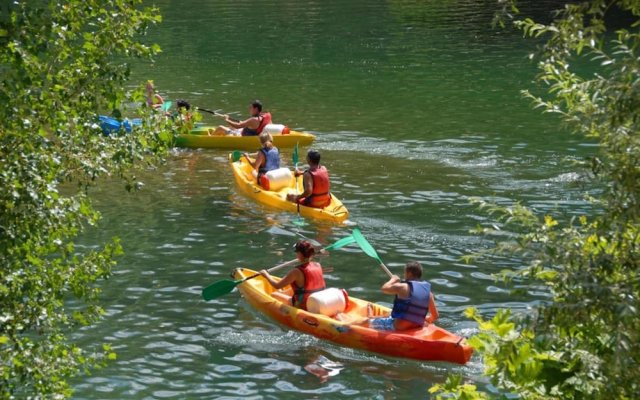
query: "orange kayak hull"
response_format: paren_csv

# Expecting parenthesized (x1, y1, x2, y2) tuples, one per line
(233, 268, 473, 364)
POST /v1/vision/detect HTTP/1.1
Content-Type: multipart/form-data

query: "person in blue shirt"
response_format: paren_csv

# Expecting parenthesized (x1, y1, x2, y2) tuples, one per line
(367, 261, 439, 331)
(244, 132, 280, 186)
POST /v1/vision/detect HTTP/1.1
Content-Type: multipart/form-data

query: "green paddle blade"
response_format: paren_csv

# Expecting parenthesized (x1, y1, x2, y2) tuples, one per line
(231, 150, 242, 162)
(324, 235, 356, 251)
(202, 278, 241, 301)
(292, 141, 299, 166)
(160, 100, 173, 112)
(352, 228, 384, 264)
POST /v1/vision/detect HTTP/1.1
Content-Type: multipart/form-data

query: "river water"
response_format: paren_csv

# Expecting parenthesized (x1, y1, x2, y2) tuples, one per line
(72, 1, 596, 398)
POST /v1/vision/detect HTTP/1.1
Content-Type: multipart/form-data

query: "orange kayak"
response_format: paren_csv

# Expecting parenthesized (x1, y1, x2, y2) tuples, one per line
(233, 267, 473, 364)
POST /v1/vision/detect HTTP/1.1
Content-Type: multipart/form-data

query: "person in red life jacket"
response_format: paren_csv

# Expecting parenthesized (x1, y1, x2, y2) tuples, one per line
(243, 132, 281, 186)
(365, 262, 439, 331)
(259, 240, 326, 310)
(286, 150, 332, 209)
(145, 80, 164, 110)
(212, 99, 272, 136)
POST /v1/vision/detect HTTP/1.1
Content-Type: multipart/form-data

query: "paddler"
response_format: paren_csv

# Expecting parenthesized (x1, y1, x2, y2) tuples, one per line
(211, 99, 272, 136)
(145, 80, 164, 110)
(259, 240, 326, 310)
(286, 150, 332, 209)
(243, 132, 281, 187)
(365, 262, 439, 331)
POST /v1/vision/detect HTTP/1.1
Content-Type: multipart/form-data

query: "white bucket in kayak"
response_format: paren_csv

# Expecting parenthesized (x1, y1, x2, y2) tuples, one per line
(307, 288, 349, 316)
(263, 123, 290, 135)
(259, 167, 292, 191)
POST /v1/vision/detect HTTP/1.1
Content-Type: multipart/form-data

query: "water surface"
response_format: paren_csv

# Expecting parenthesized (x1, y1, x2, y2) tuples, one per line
(72, 1, 596, 398)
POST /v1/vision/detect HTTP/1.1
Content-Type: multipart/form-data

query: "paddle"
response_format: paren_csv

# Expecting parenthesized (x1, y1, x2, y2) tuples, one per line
(352, 228, 393, 278)
(291, 142, 306, 226)
(160, 100, 173, 112)
(201, 234, 357, 301)
(195, 107, 239, 122)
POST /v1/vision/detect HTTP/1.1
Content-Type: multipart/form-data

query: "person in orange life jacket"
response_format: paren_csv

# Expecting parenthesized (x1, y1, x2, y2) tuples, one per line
(286, 150, 332, 209)
(243, 132, 280, 186)
(211, 99, 272, 136)
(145, 80, 164, 110)
(259, 240, 326, 311)
(367, 262, 439, 331)
(174, 99, 192, 121)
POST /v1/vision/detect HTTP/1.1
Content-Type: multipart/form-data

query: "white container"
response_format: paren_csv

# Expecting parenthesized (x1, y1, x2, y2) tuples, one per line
(262, 123, 290, 135)
(260, 167, 293, 191)
(307, 288, 349, 316)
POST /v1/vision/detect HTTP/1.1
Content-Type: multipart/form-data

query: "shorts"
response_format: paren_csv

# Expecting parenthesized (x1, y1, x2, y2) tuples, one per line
(369, 317, 395, 331)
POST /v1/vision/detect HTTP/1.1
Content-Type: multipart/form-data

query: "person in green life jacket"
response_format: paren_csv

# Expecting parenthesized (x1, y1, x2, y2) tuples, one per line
(286, 150, 332, 209)
(259, 240, 326, 310)
(211, 99, 272, 136)
(366, 262, 439, 331)
(243, 132, 280, 187)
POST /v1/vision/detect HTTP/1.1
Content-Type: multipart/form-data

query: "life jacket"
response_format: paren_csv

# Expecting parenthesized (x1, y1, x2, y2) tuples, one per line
(242, 112, 272, 136)
(390, 280, 431, 326)
(259, 146, 280, 174)
(291, 261, 326, 310)
(299, 166, 331, 208)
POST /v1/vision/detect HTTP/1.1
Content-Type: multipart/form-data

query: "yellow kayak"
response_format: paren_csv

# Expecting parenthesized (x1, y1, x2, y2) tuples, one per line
(175, 127, 315, 150)
(233, 267, 473, 364)
(229, 153, 349, 223)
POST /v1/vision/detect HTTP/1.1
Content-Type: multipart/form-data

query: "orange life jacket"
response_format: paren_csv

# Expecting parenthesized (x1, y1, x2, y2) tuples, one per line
(299, 166, 331, 208)
(291, 261, 326, 310)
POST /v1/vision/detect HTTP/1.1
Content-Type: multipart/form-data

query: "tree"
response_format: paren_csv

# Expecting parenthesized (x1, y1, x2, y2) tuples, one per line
(432, 1, 640, 399)
(0, 1, 173, 398)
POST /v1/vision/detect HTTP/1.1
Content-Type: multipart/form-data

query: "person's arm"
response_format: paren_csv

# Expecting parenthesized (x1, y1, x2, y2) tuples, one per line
(259, 268, 300, 290)
(426, 293, 439, 324)
(245, 151, 265, 171)
(288, 171, 313, 202)
(225, 116, 259, 130)
(380, 275, 410, 297)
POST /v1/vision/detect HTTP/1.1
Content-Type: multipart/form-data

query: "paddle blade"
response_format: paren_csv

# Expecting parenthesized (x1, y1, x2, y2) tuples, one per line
(324, 235, 356, 251)
(231, 150, 242, 162)
(292, 141, 299, 166)
(161, 101, 173, 112)
(352, 228, 384, 264)
(202, 278, 241, 301)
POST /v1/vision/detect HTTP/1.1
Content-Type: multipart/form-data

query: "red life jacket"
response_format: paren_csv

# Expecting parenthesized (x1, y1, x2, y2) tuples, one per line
(291, 261, 326, 310)
(256, 112, 272, 134)
(241, 112, 273, 136)
(299, 166, 331, 208)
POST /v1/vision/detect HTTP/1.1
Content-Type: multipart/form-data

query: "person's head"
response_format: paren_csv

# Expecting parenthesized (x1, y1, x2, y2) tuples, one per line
(176, 99, 191, 111)
(294, 240, 315, 260)
(145, 80, 155, 93)
(249, 100, 263, 116)
(404, 261, 423, 280)
(259, 132, 273, 146)
(307, 150, 321, 166)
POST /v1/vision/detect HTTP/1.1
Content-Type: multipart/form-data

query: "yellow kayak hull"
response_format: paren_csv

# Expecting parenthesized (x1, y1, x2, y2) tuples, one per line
(233, 268, 473, 364)
(229, 154, 349, 223)
(175, 127, 315, 150)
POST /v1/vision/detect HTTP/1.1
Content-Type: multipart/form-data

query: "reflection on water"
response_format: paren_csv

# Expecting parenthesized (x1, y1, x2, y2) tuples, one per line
(71, 1, 599, 399)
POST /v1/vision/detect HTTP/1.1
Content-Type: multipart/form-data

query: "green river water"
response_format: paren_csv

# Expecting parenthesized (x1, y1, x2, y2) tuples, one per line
(72, 1, 597, 398)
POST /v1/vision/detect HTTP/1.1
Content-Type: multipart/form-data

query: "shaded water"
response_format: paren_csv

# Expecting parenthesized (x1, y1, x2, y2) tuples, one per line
(72, 1, 596, 398)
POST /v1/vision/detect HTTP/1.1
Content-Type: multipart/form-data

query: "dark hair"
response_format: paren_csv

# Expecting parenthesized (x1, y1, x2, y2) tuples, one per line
(405, 261, 423, 279)
(177, 99, 191, 110)
(294, 240, 315, 258)
(307, 150, 321, 164)
(251, 100, 263, 113)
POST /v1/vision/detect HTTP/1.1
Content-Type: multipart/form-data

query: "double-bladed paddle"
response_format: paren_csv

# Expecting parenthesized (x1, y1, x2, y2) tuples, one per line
(291, 142, 306, 226)
(201, 234, 357, 301)
(352, 228, 393, 278)
(195, 107, 239, 122)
